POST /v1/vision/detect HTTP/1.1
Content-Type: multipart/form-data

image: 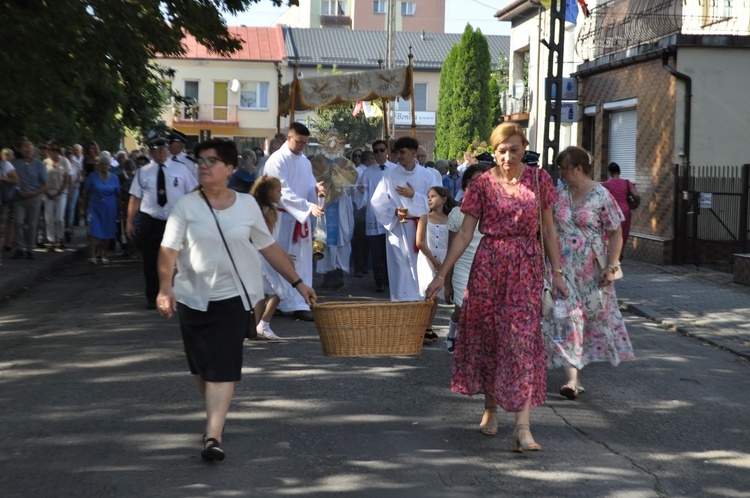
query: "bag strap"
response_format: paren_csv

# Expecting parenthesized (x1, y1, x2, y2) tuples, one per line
(536, 167, 548, 275)
(199, 189, 252, 305)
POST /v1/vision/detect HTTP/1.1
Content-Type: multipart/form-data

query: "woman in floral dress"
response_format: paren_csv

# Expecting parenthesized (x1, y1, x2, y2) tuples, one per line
(426, 123, 568, 452)
(544, 146, 635, 400)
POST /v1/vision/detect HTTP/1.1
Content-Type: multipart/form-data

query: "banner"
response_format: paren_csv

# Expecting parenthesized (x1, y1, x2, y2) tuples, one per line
(281, 66, 413, 115)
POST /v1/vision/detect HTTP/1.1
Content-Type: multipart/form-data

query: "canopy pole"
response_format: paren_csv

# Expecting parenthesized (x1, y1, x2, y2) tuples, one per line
(275, 62, 282, 135)
(289, 61, 298, 126)
(408, 48, 416, 139)
(382, 97, 390, 154)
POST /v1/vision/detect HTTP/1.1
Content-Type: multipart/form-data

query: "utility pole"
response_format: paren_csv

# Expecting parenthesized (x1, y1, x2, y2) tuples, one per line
(541, 0, 566, 179)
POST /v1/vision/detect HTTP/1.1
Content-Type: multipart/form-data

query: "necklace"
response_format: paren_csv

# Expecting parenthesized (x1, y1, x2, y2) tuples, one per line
(497, 165, 524, 185)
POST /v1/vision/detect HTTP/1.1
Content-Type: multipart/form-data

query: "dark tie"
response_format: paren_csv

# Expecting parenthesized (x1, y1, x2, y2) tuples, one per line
(380, 164, 385, 170)
(172, 155, 181, 163)
(157, 164, 167, 207)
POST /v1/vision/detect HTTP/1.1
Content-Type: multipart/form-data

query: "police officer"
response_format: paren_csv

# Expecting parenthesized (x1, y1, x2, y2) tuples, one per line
(126, 136, 199, 309)
(166, 129, 197, 181)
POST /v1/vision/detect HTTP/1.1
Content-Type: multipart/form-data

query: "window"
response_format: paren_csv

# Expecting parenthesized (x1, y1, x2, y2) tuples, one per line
(373, 1, 386, 13)
(608, 108, 637, 182)
(401, 2, 416, 15)
(183, 81, 199, 119)
(239, 82, 269, 110)
(321, 0, 347, 15)
(396, 83, 427, 111)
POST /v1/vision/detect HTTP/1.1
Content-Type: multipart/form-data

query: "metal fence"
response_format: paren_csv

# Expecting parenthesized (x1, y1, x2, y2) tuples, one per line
(674, 163, 750, 272)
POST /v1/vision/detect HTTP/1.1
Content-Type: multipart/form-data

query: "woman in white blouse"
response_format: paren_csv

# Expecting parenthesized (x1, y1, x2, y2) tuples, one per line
(156, 138, 316, 462)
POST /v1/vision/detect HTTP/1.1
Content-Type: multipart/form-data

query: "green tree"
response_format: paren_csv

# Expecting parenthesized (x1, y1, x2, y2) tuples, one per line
(447, 25, 494, 160)
(0, 0, 296, 149)
(307, 103, 382, 150)
(435, 45, 459, 160)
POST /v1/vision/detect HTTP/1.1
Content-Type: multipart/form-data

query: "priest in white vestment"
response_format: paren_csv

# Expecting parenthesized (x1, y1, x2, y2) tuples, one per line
(262, 123, 325, 320)
(370, 137, 441, 302)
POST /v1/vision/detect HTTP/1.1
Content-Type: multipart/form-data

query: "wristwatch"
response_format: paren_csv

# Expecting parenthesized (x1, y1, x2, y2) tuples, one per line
(606, 264, 620, 273)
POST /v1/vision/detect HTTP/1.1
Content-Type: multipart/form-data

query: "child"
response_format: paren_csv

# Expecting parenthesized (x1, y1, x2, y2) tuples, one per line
(250, 176, 296, 340)
(416, 186, 454, 345)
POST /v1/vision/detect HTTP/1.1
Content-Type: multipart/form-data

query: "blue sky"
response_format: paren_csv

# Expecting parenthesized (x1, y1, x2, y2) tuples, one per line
(223, 0, 511, 36)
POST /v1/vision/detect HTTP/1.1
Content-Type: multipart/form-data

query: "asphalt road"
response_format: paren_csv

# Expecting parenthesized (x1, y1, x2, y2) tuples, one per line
(1, 257, 748, 497)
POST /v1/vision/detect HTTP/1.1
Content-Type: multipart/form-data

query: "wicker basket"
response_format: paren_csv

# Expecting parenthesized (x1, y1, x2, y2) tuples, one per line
(312, 300, 434, 357)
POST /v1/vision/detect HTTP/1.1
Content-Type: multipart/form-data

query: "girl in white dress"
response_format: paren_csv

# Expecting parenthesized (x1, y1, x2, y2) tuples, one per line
(251, 176, 296, 340)
(417, 186, 454, 344)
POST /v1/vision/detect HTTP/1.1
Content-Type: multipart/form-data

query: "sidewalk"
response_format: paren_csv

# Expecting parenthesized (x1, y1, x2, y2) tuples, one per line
(615, 259, 750, 359)
(3, 231, 749, 359)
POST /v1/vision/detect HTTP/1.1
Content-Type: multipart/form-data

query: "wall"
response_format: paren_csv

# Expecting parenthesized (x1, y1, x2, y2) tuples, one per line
(678, 47, 750, 165)
(579, 58, 677, 263)
(158, 58, 281, 141)
(351, 0, 444, 32)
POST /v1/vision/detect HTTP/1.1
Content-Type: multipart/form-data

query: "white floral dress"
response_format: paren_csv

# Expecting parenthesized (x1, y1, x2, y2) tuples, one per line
(543, 184, 635, 369)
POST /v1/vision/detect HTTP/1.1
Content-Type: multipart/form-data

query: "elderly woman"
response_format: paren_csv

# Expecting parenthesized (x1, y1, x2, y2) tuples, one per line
(156, 138, 316, 462)
(81, 155, 120, 264)
(544, 147, 635, 400)
(426, 123, 567, 452)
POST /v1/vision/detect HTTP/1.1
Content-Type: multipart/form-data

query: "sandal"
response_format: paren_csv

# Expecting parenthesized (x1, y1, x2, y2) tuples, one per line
(559, 384, 579, 400)
(479, 407, 498, 436)
(201, 437, 225, 461)
(446, 334, 455, 354)
(513, 424, 541, 452)
(423, 329, 438, 345)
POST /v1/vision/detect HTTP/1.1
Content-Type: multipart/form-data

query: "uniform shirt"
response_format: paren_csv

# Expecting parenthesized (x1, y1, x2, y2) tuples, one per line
(129, 160, 198, 220)
(168, 151, 197, 180)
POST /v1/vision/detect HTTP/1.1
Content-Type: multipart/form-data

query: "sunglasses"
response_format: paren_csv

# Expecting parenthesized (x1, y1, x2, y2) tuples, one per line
(195, 156, 223, 167)
(373, 148, 386, 153)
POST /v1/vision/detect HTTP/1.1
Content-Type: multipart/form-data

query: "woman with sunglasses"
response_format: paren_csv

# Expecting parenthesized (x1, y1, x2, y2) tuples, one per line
(156, 138, 316, 462)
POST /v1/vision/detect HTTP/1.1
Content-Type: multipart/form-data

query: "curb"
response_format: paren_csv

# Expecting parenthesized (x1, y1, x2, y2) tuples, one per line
(619, 299, 750, 361)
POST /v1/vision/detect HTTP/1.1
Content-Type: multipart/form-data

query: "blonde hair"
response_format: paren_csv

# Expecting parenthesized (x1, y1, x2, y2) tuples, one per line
(489, 123, 529, 151)
(1, 148, 13, 161)
(250, 176, 282, 232)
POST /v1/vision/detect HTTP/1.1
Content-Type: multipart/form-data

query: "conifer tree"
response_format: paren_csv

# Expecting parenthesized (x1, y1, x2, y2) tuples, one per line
(435, 45, 459, 159)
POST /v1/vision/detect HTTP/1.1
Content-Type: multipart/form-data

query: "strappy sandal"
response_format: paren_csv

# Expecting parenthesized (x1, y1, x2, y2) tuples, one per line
(559, 384, 579, 400)
(201, 437, 225, 461)
(423, 329, 438, 345)
(513, 424, 541, 452)
(479, 407, 498, 436)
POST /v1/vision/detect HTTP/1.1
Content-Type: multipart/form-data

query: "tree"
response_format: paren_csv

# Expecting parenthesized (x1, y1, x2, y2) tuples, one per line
(435, 45, 459, 160)
(0, 0, 297, 149)
(447, 25, 494, 160)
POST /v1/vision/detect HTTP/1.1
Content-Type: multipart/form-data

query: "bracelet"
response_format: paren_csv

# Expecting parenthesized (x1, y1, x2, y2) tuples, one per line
(290, 278, 303, 288)
(606, 265, 620, 273)
(436, 275, 444, 281)
(553, 269, 563, 275)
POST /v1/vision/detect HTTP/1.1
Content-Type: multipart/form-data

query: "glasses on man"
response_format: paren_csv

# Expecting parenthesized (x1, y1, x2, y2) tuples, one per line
(373, 147, 386, 153)
(290, 136, 309, 146)
(195, 156, 223, 167)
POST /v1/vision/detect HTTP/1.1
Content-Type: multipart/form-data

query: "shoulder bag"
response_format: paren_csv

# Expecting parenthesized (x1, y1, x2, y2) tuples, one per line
(626, 180, 640, 210)
(200, 190, 257, 340)
(536, 168, 555, 316)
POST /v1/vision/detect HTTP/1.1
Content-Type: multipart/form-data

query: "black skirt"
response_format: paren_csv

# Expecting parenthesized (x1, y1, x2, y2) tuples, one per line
(177, 296, 251, 382)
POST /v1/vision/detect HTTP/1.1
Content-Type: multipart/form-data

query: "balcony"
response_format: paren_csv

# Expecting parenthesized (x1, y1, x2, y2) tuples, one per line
(172, 103, 239, 126)
(320, 15, 352, 28)
(501, 88, 531, 122)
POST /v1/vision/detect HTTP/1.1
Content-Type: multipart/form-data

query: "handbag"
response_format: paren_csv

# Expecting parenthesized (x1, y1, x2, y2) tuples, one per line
(536, 168, 555, 316)
(626, 181, 640, 210)
(200, 189, 257, 340)
(595, 253, 623, 280)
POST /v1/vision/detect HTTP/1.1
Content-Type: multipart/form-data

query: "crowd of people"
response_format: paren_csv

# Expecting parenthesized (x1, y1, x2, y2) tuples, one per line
(2, 122, 636, 461)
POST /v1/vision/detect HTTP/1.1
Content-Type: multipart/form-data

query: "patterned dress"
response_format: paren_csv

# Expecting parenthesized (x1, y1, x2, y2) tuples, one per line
(543, 184, 635, 369)
(453, 167, 555, 413)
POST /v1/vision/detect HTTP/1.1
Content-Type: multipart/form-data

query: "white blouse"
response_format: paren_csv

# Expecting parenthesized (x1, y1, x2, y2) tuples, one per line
(161, 191, 276, 311)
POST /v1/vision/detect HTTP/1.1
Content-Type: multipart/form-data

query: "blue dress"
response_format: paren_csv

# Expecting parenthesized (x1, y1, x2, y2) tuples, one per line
(85, 173, 120, 239)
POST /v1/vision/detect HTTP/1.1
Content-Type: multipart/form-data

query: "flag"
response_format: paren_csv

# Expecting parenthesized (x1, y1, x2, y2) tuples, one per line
(352, 101, 363, 116)
(566, 0, 579, 24)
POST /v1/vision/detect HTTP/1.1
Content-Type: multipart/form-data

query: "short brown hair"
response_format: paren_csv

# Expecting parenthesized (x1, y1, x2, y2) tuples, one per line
(555, 146, 593, 176)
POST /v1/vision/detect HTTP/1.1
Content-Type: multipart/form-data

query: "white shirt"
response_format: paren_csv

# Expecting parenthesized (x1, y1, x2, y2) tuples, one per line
(129, 160, 198, 220)
(262, 142, 318, 224)
(358, 160, 396, 236)
(161, 191, 276, 311)
(1, 160, 15, 178)
(169, 151, 197, 180)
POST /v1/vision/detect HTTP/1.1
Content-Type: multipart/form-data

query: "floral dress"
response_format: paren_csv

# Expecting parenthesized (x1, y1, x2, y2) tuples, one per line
(543, 184, 635, 370)
(453, 167, 555, 413)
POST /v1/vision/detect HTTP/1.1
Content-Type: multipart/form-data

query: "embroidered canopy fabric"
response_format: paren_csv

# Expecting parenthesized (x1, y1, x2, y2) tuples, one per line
(281, 66, 413, 115)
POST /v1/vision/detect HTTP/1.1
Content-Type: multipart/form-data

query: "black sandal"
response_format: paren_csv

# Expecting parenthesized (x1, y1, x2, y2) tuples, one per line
(201, 437, 225, 461)
(423, 329, 438, 345)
